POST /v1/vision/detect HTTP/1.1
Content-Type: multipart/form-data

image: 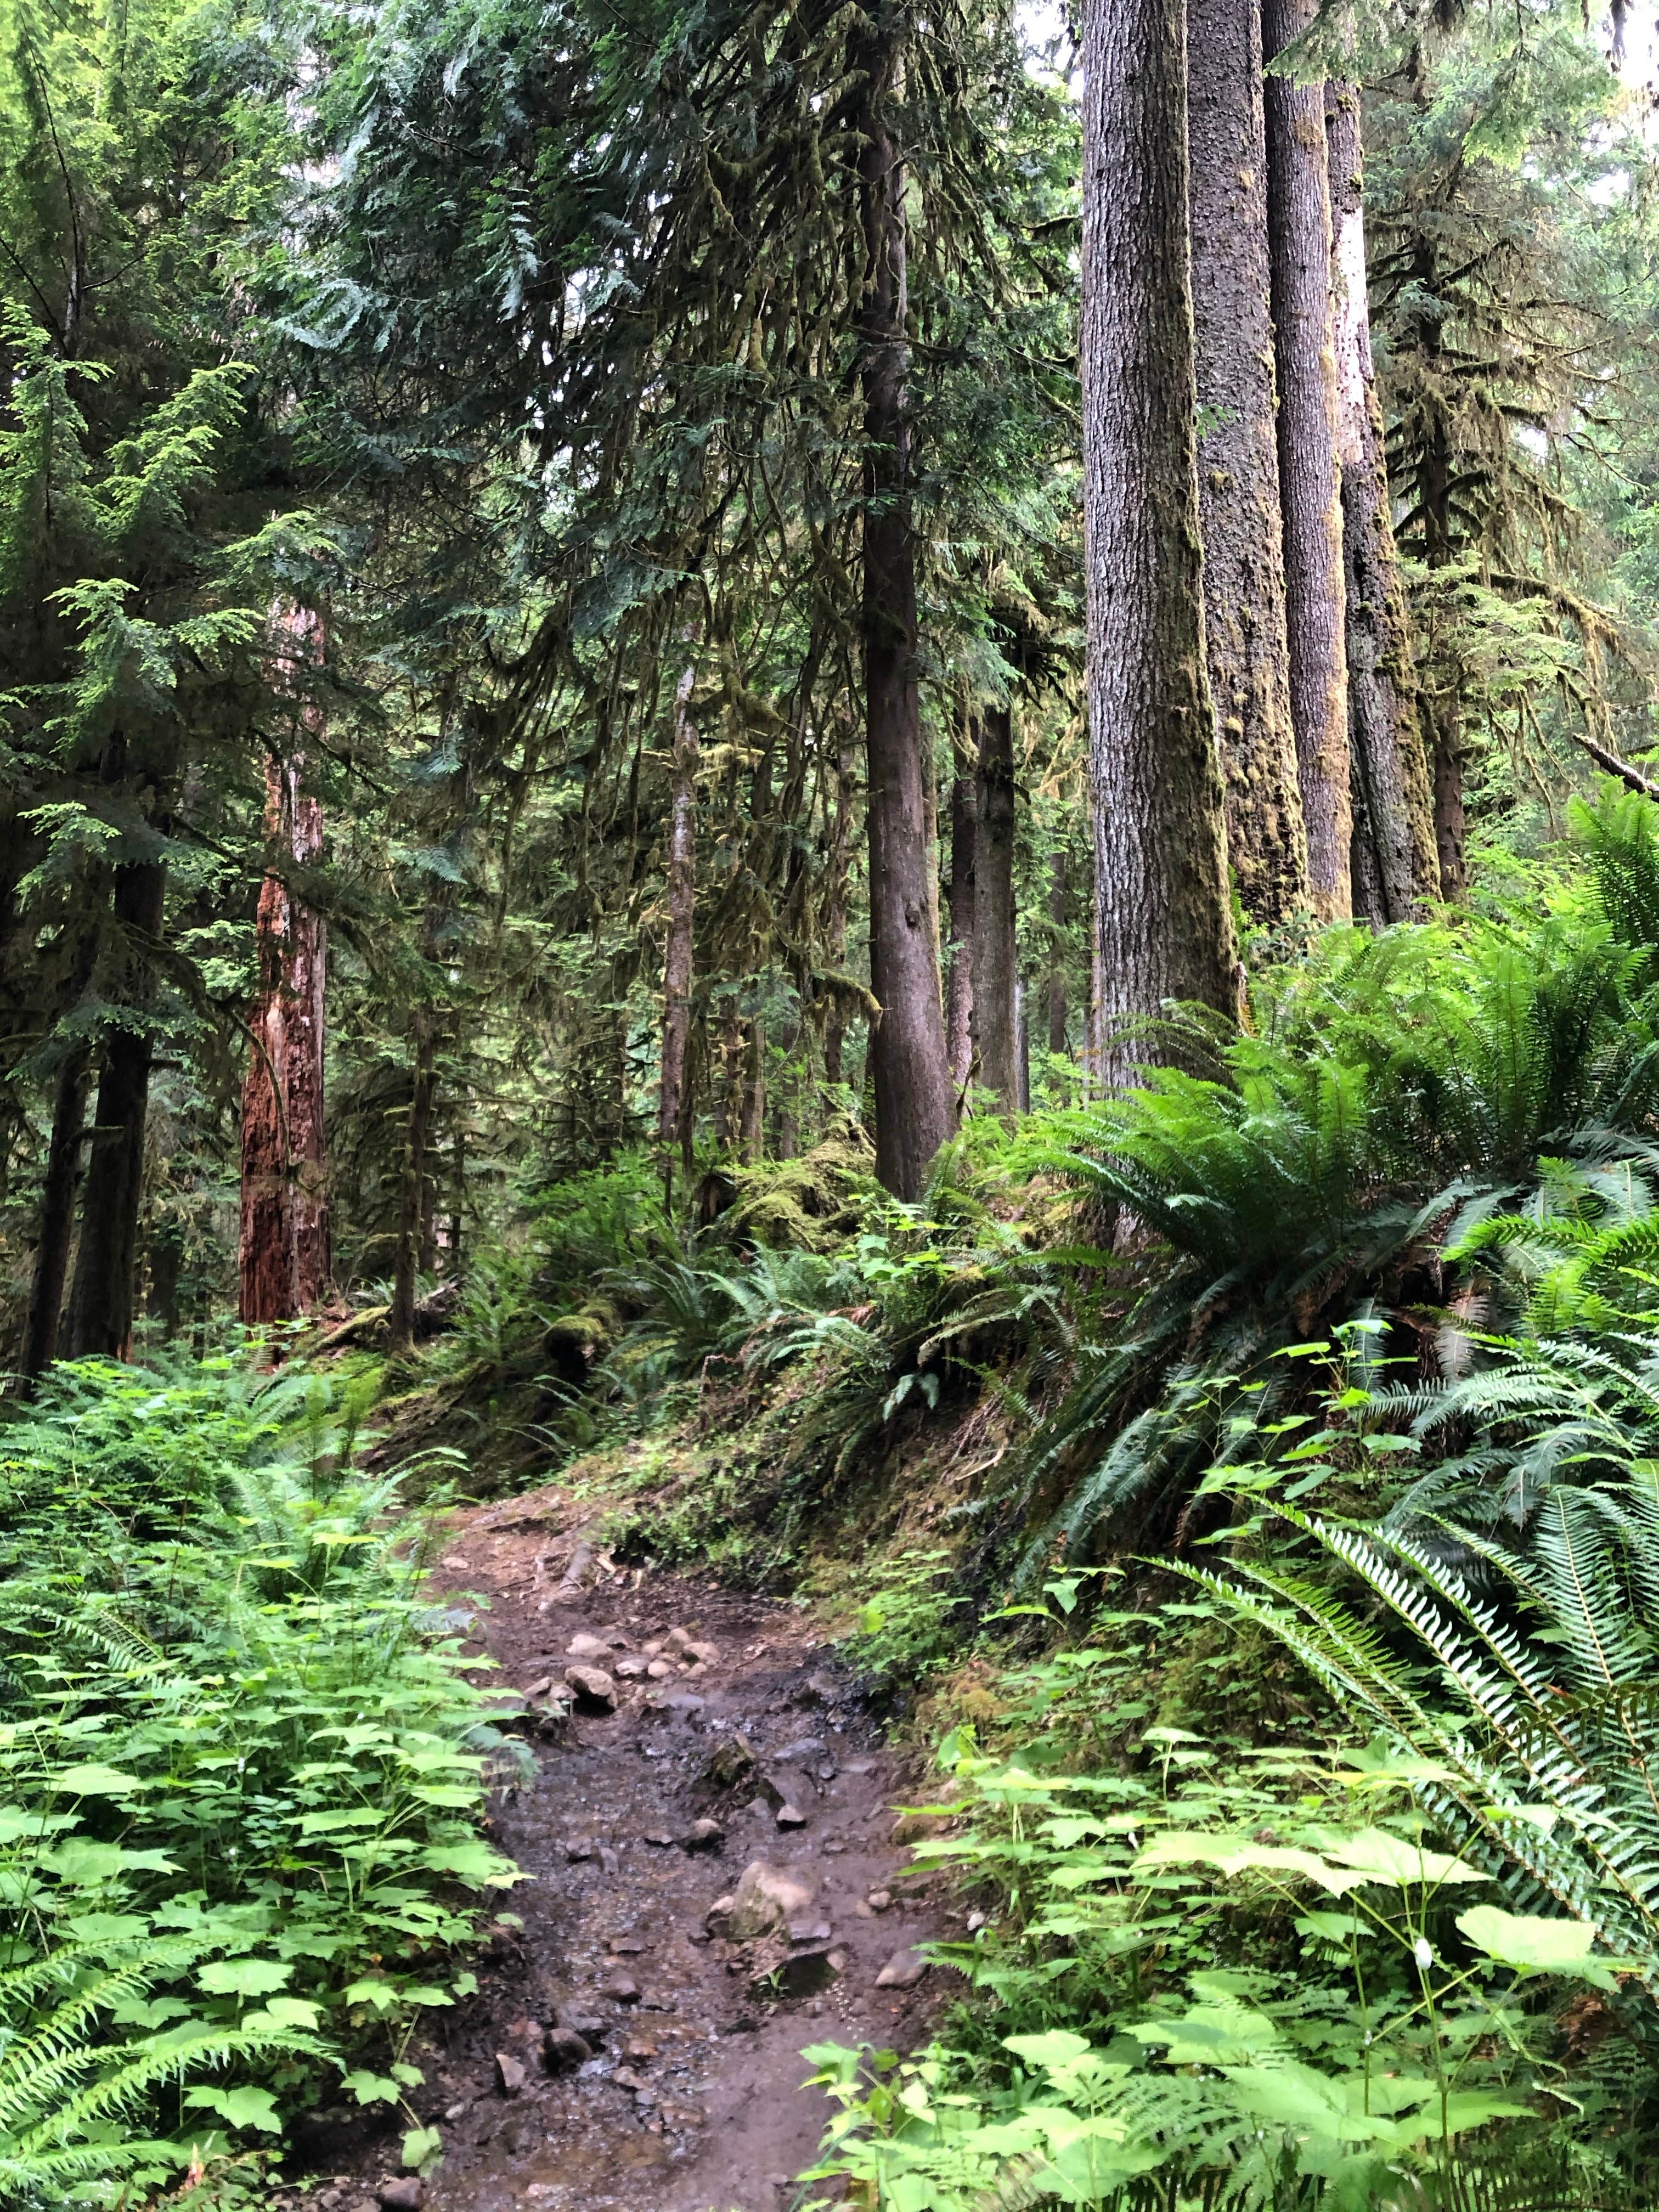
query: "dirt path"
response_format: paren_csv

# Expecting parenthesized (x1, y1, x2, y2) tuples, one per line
(298, 1488, 953, 2212)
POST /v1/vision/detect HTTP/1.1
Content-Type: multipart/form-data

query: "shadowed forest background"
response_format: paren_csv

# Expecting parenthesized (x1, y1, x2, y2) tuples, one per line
(6, 0, 1659, 2204)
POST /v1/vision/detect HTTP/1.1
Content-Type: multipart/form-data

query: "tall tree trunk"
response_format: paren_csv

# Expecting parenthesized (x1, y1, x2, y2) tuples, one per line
(1327, 83, 1440, 922)
(21, 1046, 90, 1379)
(972, 704, 1019, 1115)
(822, 737, 855, 1092)
(1082, 0, 1238, 1087)
(387, 1015, 436, 1356)
(238, 755, 330, 1323)
(944, 752, 977, 1088)
(1263, 0, 1352, 919)
(659, 658, 698, 1151)
(1187, 0, 1310, 923)
(1047, 851, 1068, 1054)
(1014, 978, 1031, 1113)
(1409, 235, 1467, 898)
(63, 854, 167, 1361)
(856, 29, 955, 1197)
(740, 1016, 765, 1161)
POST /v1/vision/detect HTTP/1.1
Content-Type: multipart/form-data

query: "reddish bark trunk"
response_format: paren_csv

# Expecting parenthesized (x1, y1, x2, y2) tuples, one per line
(239, 607, 330, 1325)
(973, 704, 1019, 1116)
(659, 658, 698, 1152)
(945, 760, 977, 1088)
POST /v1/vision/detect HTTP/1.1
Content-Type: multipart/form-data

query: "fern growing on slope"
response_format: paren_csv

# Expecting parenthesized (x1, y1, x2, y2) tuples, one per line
(1184, 1482, 1659, 2015)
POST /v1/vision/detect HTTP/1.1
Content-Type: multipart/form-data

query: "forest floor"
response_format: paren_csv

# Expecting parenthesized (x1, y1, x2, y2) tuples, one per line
(284, 1485, 956, 2212)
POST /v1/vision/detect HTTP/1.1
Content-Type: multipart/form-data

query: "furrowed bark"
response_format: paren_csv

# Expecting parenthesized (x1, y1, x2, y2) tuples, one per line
(972, 703, 1018, 1116)
(822, 737, 855, 1092)
(659, 657, 698, 1149)
(944, 752, 977, 1089)
(1263, 0, 1352, 919)
(1327, 82, 1439, 921)
(239, 606, 331, 1325)
(63, 853, 168, 1361)
(856, 25, 955, 1196)
(1187, 0, 1310, 923)
(1082, 0, 1239, 1086)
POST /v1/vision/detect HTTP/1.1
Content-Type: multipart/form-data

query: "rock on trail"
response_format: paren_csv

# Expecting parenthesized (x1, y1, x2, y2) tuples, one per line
(293, 1489, 953, 2212)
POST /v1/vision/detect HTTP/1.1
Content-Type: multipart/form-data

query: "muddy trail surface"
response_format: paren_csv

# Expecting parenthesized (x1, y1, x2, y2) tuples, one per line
(296, 1489, 955, 2212)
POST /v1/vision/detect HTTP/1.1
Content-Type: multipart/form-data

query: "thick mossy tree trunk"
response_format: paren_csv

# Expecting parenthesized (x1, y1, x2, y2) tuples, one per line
(659, 657, 698, 1160)
(822, 740, 855, 1091)
(1082, 0, 1238, 1086)
(944, 750, 977, 1089)
(239, 747, 330, 1325)
(1263, 0, 1351, 920)
(1327, 83, 1440, 922)
(63, 854, 168, 1361)
(1187, 0, 1310, 924)
(1406, 233, 1468, 898)
(972, 703, 1018, 1116)
(856, 25, 955, 1197)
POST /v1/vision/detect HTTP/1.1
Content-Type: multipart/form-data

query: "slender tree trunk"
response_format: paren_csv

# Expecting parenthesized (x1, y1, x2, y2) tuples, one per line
(387, 1017, 436, 1356)
(659, 658, 698, 1148)
(1409, 235, 1467, 899)
(1187, 0, 1310, 923)
(1014, 978, 1031, 1113)
(740, 1016, 765, 1161)
(1082, 0, 1238, 1086)
(21, 1046, 91, 1379)
(1047, 851, 1068, 1054)
(822, 738, 855, 1093)
(972, 704, 1019, 1115)
(856, 28, 955, 1197)
(63, 855, 167, 1361)
(239, 757, 330, 1323)
(944, 754, 977, 1089)
(1327, 83, 1440, 922)
(1263, 0, 1351, 919)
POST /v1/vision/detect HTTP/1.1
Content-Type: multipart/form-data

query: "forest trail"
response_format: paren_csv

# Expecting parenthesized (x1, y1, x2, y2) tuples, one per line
(330, 1489, 952, 2212)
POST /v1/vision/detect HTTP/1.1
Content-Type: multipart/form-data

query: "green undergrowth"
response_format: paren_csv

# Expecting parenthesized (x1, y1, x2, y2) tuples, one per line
(0, 1350, 523, 2207)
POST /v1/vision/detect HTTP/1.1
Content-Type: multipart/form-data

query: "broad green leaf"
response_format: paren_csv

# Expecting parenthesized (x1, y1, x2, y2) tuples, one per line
(1322, 1827, 1486, 1887)
(1456, 1906, 1617, 1987)
(54, 1763, 147, 1796)
(343, 2070, 402, 2105)
(198, 1957, 292, 1997)
(184, 2086, 281, 2133)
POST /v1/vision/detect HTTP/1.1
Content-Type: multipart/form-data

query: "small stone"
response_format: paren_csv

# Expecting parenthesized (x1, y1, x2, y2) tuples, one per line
(565, 1665, 617, 1712)
(597, 1846, 619, 1875)
(660, 1691, 706, 1719)
(542, 2026, 592, 2073)
(565, 2010, 607, 2045)
(875, 1948, 929, 1990)
(683, 1640, 720, 1666)
(725, 1859, 815, 1941)
(375, 2183, 425, 2212)
(664, 1627, 693, 1652)
(643, 1831, 676, 1847)
(612, 2066, 647, 2093)
(793, 1672, 839, 1707)
(647, 1660, 675, 1680)
(890, 1808, 952, 1845)
(606, 1937, 646, 1954)
(614, 1654, 649, 1679)
(967, 1911, 988, 1933)
(775, 1801, 807, 1829)
(681, 1818, 724, 1853)
(523, 1674, 555, 1699)
(602, 1974, 640, 2004)
(788, 1918, 833, 1945)
(494, 2051, 527, 2096)
(819, 1838, 847, 1857)
(642, 1640, 664, 1657)
(867, 1889, 892, 1912)
(774, 1737, 827, 1765)
(567, 1632, 612, 1661)
(623, 2034, 657, 2061)
(854, 1900, 874, 1918)
(702, 1735, 759, 1790)
(443, 2098, 471, 2121)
